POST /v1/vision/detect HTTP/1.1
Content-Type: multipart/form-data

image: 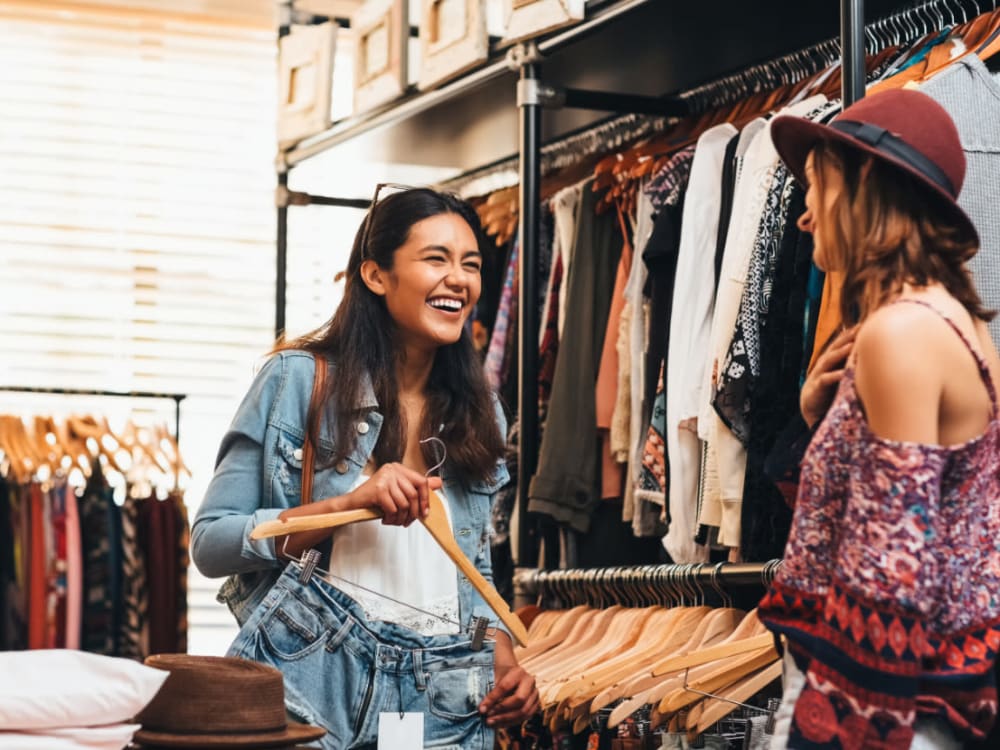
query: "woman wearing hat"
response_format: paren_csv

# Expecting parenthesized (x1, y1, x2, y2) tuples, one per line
(758, 89, 1000, 749)
(192, 187, 538, 748)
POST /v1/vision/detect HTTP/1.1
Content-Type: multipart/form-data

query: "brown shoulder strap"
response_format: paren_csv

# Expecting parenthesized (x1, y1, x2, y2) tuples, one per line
(301, 355, 328, 506)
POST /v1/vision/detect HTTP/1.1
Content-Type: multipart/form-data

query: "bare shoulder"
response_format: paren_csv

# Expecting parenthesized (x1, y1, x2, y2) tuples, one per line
(854, 303, 945, 442)
(856, 302, 948, 373)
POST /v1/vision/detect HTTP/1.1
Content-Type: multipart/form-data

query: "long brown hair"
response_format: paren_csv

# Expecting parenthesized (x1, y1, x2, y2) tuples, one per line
(810, 141, 992, 327)
(274, 188, 504, 483)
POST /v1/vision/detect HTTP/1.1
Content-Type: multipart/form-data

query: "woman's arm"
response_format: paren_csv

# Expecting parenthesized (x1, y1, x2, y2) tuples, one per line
(191, 355, 287, 578)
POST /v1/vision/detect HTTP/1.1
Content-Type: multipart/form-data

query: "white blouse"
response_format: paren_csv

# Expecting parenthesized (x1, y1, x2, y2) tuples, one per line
(326, 475, 461, 636)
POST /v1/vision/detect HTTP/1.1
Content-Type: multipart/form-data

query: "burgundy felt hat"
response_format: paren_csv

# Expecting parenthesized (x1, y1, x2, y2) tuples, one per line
(770, 88, 978, 244)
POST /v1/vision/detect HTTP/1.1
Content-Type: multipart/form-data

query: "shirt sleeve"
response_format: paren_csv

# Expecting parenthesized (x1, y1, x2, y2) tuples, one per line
(190, 355, 289, 578)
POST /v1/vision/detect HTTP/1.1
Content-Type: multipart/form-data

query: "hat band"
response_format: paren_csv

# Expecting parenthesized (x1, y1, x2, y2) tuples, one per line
(830, 120, 955, 196)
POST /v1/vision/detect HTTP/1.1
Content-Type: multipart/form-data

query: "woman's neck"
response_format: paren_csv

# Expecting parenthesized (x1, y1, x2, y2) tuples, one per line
(396, 346, 435, 396)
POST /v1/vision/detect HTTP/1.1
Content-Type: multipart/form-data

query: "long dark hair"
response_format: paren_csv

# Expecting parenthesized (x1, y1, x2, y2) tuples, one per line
(276, 187, 504, 482)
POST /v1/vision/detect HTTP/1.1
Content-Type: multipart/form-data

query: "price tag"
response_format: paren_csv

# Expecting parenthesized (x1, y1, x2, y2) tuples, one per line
(378, 712, 423, 750)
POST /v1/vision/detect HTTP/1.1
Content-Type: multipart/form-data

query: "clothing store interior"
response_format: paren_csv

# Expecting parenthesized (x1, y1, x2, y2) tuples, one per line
(3, 0, 1000, 748)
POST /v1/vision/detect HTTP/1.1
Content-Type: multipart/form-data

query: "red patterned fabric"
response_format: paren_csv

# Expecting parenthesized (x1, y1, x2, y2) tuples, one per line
(760, 300, 1000, 747)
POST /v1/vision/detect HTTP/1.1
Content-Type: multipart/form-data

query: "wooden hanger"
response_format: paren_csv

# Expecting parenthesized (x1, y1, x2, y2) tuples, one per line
(0, 416, 31, 483)
(602, 610, 769, 728)
(65, 415, 126, 475)
(515, 604, 591, 661)
(251, 489, 530, 646)
(690, 660, 782, 738)
(657, 645, 777, 715)
(601, 609, 736, 728)
(545, 606, 659, 706)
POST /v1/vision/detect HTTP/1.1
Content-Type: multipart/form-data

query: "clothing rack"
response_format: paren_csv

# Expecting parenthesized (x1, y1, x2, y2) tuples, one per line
(440, 37, 846, 198)
(0, 386, 186, 442)
(515, 561, 783, 609)
(275, 0, 973, 565)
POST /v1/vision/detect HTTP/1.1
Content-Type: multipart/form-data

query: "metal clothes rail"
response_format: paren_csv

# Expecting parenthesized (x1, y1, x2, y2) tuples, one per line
(0, 386, 186, 442)
(515, 561, 783, 609)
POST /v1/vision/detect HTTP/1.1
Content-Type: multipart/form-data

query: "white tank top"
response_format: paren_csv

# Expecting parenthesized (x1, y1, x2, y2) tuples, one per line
(326, 475, 461, 635)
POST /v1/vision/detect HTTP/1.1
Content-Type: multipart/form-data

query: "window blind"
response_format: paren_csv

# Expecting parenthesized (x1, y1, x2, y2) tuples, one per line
(0, 1, 277, 654)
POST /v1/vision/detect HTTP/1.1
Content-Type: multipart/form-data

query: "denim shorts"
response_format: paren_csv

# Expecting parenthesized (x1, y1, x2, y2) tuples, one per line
(227, 562, 495, 750)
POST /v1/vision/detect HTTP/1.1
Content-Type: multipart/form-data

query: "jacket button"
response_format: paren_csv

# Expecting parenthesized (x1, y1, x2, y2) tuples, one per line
(335, 460, 349, 474)
(356, 422, 370, 435)
(293, 448, 303, 461)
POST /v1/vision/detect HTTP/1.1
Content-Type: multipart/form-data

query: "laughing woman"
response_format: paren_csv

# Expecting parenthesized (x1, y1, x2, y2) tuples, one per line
(191, 187, 538, 749)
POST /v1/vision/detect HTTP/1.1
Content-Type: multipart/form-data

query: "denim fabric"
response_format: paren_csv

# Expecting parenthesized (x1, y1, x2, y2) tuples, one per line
(190, 351, 510, 633)
(227, 562, 495, 750)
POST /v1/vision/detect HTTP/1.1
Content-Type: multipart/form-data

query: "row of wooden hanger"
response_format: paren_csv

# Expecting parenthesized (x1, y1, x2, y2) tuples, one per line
(473, 2, 1000, 242)
(0, 414, 189, 487)
(513, 563, 781, 741)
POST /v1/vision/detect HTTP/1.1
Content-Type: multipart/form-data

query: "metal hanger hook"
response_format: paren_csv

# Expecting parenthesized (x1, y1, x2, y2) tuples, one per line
(419, 436, 447, 476)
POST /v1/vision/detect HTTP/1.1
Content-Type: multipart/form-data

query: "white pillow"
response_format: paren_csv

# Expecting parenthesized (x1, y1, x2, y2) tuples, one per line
(0, 650, 167, 730)
(0, 724, 141, 749)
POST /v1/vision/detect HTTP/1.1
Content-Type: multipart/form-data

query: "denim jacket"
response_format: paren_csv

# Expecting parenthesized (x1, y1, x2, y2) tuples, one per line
(191, 350, 511, 634)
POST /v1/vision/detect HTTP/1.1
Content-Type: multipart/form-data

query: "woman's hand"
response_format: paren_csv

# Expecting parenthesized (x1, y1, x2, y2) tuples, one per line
(801, 326, 857, 428)
(479, 633, 539, 729)
(346, 463, 441, 527)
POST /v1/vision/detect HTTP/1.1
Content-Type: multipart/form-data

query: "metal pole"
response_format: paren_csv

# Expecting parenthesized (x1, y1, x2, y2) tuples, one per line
(841, 0, 865, 107)
(276, 171, 288, 342)
(174, 396, 182, 444)
(516, 61, 541, 568)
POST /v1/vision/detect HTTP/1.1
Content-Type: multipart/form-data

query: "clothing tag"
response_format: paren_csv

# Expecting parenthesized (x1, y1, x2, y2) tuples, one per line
(378, 712, 423, 750)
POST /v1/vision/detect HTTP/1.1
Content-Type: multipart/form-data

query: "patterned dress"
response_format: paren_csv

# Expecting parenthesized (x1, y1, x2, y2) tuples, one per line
(760, 300, 1000, 747)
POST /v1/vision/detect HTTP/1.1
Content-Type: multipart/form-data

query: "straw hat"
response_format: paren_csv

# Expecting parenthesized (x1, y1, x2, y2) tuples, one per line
(132, 654, 325, 748)
(770, 88, 978, 244)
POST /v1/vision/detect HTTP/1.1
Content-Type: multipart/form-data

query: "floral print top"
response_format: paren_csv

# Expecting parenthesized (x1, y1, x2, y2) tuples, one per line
(760, 300, 1000, 748)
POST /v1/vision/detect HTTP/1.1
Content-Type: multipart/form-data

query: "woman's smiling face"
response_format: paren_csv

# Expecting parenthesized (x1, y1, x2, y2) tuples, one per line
(370, 212, 482, 353)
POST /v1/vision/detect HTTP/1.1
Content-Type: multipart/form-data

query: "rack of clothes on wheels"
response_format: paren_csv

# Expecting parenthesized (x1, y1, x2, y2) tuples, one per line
(440, 0, 1000, 580)
(0, 386, 192, 658)
(498, 561, 783, 749)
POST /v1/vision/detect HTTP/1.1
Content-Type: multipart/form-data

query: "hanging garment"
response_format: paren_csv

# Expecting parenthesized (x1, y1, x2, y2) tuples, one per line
(921, 54, 1000, 347)
(634, 193, 690, 518)
(5, 483, 28, 651)
(637, 363, 667, 509)
(713, 163, 792, 447)
(0, 476, 14, 650)
(645, 146, 696, 212)
(47, 483, 68, 648)
(27, 484, 46, 650)
(528, 182, 623, 533)
(485, 239, 519, 392)
(760, 301, 1000, 746)
(119, 495, 149, 660)
(697, 117, 767, 546)
(538, 253, 564, 425)
(740, 191, 814, 563)
(79, 464, 123, 656)
(596, 225, 633, 500)
(550, 181, 585, 340)
(621, 189, 656, 526)
(173, 491, 190, 655)
(662, 123, 737, 564)
(64, 483, 82, 651)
